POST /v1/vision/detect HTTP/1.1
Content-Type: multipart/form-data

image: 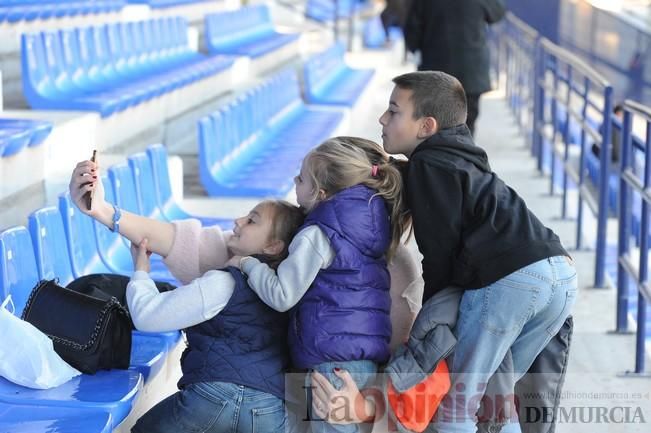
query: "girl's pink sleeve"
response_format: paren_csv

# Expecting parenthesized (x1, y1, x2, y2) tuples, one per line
(163, 219, 232, 284)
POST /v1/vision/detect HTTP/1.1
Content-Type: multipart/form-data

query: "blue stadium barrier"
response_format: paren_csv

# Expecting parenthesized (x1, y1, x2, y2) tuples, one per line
(0, 402, 112, 433)
(303, 42, 374, 107)
(146, 144, 232, 228)
(0, 0, 125, 24)
(26, 206, 169, 381)
(616, 101, 651, 373)
(205, 5, 299, 58)
(198, 69, 343, 197)
(0, 226, 143, 426)
(21, 17, 235, 117)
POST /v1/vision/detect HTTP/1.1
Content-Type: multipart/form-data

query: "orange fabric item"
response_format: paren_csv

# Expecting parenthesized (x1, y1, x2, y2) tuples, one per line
(387, 359, 451, 432)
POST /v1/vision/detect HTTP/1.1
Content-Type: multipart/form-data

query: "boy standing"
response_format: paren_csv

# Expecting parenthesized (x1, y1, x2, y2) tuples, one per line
(379, 71, 577, 432)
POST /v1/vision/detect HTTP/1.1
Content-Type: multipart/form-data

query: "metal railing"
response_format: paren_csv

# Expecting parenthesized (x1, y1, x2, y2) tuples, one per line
(495, 11, 651, 374)
(534, 39, 614, 288)
(617, 100, 651, 373)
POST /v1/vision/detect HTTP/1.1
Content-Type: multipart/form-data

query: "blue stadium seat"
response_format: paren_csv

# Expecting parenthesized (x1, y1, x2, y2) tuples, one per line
(0, 402, 112, 433)
(303, 42, 374, 107)
(0, 1, 125, 24)
(205, 5, 299, 58)
(58, 192, 115, 278)
(128, 152, 168, 222)
(96, 171, 178, 284)
(199, 69, 343, 197)
(28, 206, 75, 285)
(0, 226, 144, 426)
(0, 126, 31, 157)
(0, 370, 142, 428)
(21, 17, 235, 117)
(26, 206, 169, 382)
(59, 191, 182, 350)
(147, 144, 232, 228)
(0, 226, 40, 316)
(0, 118, 52, 148)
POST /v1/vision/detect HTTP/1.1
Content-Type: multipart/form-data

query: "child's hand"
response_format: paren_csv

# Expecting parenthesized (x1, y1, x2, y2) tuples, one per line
(130, 238, 152, 273)
(225, 255, 244, 269)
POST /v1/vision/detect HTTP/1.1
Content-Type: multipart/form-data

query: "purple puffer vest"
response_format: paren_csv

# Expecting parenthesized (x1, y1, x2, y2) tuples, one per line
(288, 185, 392, 369)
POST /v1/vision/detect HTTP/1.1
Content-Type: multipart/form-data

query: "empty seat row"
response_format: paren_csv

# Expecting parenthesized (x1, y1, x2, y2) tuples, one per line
(199, 68, 344, 197)
(0, 0, 124, 23)
(22, 16, 235, 117)
(0, 118, 52, 158)
(205, 4, 299, 59)
(304, 42, 374, 107)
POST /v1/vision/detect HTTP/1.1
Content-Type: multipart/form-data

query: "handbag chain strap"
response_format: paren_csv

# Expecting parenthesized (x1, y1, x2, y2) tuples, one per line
(23, 279, 127, 351)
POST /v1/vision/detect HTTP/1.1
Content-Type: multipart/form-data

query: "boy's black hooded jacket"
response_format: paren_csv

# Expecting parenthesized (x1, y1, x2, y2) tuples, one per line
(405, 124, 568, 301)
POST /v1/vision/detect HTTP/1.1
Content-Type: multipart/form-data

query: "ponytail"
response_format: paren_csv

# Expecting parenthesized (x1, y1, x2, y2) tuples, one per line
(303, 137, 411, 260)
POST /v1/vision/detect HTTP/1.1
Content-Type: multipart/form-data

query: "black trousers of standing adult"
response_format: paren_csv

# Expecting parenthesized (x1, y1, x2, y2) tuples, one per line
(466, 92, 481, 136)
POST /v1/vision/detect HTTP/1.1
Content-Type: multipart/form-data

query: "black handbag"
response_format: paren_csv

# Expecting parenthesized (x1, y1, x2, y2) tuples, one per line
(66, 273, 176, 329)
(21, 279, 132, 374)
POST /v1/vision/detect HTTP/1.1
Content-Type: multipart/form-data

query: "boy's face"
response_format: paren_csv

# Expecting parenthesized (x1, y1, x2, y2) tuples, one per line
(379, 86, 427, 157)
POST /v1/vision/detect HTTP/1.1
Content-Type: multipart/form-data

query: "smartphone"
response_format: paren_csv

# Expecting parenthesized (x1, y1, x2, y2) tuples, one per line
(85, 150, 97, 210)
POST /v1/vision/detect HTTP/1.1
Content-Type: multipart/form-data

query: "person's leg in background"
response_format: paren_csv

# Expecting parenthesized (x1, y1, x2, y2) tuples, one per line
(466, 93, 481, 136)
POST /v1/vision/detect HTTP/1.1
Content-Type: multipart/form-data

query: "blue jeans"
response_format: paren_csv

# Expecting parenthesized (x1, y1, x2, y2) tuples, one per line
(432, 256, 577, 433)
(304, 360, 378, 433)
(132, 381, 286, 433)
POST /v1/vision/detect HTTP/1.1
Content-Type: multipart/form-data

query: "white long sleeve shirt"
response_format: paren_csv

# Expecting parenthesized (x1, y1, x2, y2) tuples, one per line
(241, 225, 335, 312)
(126, 270, 235, 332)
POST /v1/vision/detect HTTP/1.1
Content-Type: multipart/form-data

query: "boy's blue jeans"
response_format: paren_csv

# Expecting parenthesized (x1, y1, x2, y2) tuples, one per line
(132, 381, 286, 433)
(432, 256, 577, 433)
(304, 360, 378, 433)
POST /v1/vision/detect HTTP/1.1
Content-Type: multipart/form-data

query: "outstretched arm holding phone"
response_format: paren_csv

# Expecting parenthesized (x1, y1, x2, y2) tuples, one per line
(69, 159, 177, 258)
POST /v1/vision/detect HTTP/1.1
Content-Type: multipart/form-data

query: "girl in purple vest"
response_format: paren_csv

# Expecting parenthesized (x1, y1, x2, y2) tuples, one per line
(230, 136, 409, 433)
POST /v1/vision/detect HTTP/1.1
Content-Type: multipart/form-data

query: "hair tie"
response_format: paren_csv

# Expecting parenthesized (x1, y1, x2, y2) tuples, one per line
(371, 165, 379, 177)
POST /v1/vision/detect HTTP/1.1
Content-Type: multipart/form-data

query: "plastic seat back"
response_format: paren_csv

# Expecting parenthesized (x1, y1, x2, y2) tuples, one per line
(21, 33, 52, 100)
(59, 192, 104, 278)
(146, 144, 175, 210)
(128, 152, 163, 221)
(0, 226, 40, 316)
(199, 116, 218, 172)
(109, 163, 142, 215)
(28, 206, 75, 286)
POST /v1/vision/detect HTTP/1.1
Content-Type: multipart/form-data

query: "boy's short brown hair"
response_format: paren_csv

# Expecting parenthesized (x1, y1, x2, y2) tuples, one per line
(392, 71, 468, 129)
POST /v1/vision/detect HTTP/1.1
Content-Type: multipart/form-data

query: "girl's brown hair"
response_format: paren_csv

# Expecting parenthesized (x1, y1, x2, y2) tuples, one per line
(302, 136, 411, 259)
(252, 200, 305, 269)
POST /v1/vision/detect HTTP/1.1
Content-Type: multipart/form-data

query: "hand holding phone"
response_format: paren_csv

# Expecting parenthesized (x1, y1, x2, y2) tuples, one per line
(85, 150, 97, 210)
